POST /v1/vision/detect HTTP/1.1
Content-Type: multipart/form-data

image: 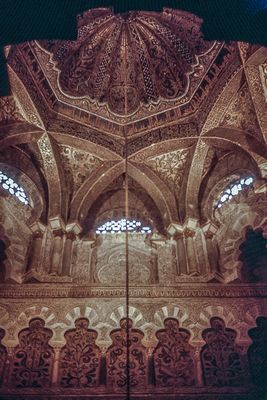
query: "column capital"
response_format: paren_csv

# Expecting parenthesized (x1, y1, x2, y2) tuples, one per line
(150, 232, 166, 245)
(202, 221, 218, 238)
(184, 228, 196, 238)
(52, 229, 64, 238)
(66, 222, 82, 235)
(49, 216, 65, 231)
(184, 217, 199, 231)
(167, 223, 183, 237)
(65, 231, 77, 241)
(30, 221, 46, 235)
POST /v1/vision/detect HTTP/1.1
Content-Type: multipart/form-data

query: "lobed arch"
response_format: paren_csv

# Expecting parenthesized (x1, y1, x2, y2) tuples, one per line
(217, 214, 267, 283)
(0, 162, 44, 224)
(199, 144, 262, 223)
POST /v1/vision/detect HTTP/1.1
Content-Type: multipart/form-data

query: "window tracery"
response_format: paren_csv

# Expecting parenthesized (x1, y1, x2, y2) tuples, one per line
(0, 170, 29, 205)
(96, 218, 152, 234)
(215, 177, 254, 209)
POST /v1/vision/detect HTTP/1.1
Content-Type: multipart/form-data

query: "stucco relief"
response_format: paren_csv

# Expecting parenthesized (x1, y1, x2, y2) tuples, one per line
(37, 9, 217, 118)
(0, 96, 24, 124)
(59, 145, 103, 195)
(0, 198, 31, 283)
(220, 82, 262, 140)
(92, 234, 158, 285)
(145, 148, 190, 194)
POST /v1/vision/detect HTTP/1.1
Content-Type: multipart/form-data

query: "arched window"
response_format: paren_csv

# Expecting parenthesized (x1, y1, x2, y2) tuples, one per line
(0, 170, 29, 205)
(215, 176, 254, 209)
(96, 218, 152, 234)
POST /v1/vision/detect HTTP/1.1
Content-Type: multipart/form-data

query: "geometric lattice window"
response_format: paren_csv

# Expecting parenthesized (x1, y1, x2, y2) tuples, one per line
(96, 218, 152, 234)
(216, 176, 254, 209)
(0, 170, 29, 205)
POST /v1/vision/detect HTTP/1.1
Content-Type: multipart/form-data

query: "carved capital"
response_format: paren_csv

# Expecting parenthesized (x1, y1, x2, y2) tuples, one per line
(66, 222, 82, 235)
(167, 223, 183, 237)
(49, 216, 65, 231)
(184, 228, 195, 238)
(52, 229, 64, 238)
(204, 230, 214, 240)
(202, 221, 218, 238)
(173, 231, 184, 240)
(65, 231, 77, 241)
(30, 221, 46, 235)
(32, 230, 44, 239)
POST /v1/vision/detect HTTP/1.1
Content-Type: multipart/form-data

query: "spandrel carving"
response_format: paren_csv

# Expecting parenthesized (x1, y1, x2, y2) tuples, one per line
(200, 317, 245, 386)
(153, 318, 196, 387)
(106, 318, 148, 391)
(59, 317, 101, 388)
(10, 318, 54, 388)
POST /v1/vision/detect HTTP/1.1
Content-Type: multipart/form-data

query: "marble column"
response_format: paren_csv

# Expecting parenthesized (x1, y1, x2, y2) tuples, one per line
(204, 231, 217, 273)
(52, 347, 61, 386)
(202, 222, 220, 274)
(50, 229, 64, 275)
(61, 231, 76, 276)
(27, 230, 44, 273)
(194, 347, 203, 386)
(184, 228, 199, 275)
(174, 231, 187, 275)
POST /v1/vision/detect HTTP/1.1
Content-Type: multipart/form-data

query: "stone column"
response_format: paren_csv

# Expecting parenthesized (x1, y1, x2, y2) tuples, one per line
(194, 347, 203, 386)
(61, 231, 76, 276)
(203, 222, 219, 274)
(50, 229, 64, 275)
(52, 346, 61, 386)
(174, 231, 187, 275)
(27, 222, 46, 274)
(184, 228, 199, 275)
(27, 231, 44, 272)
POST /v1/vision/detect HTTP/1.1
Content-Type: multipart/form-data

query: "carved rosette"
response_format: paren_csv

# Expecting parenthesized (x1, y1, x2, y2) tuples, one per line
(59, 317, 101, 388)
(10, 318, 54, 388)
(200, 317, 245, 387)
(153, 318, 196, 387)
(106, 318, 148, 391)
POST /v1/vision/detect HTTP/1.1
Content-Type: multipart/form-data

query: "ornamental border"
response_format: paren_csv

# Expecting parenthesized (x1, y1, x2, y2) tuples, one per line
(0, 284, 266, 298)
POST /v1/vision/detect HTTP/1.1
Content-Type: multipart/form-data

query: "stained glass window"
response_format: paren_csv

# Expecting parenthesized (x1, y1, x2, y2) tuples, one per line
(216, 176, 254, 209)
(96, 218, 152, 234)
(0, 170, 29, 205)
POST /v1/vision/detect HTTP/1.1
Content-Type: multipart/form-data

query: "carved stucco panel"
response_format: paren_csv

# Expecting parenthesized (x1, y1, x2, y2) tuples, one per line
(59, 145, 103, 195)
(8, 66, 44, 128)
(72, 240, 92, 284)
(0, 96, 24, 124)
(145, 148, 190, 194)
(37, 133, 63, 217)
(246, 64, 267, 139)
(93, 235, 158, 285)
(220, 82, 263, 140)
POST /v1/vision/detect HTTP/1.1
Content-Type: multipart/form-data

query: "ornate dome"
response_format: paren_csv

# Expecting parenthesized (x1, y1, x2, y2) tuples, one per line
(41, 8, 214, 115)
